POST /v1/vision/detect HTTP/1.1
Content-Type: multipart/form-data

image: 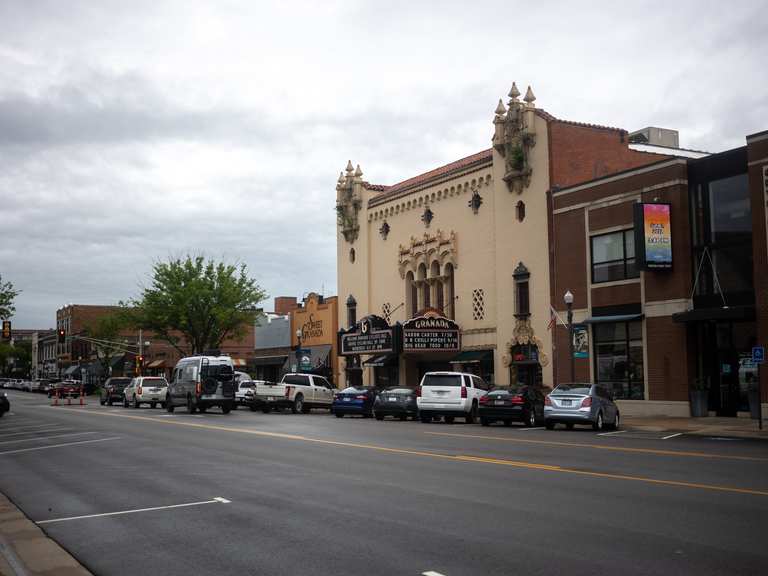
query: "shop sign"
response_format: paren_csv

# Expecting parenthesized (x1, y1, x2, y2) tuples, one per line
(402, 313, 460, 352)
(339, 315, 395, 356)
(634, 203, 672, 270)
(299, 349, 312, 371)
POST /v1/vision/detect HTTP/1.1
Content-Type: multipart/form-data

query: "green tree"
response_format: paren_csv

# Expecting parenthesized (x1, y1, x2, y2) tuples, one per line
(86, 313, 129, 381)
(0, 340, 31, 377)
(128, 256, 266, 355)
(0, 274, 20, 320)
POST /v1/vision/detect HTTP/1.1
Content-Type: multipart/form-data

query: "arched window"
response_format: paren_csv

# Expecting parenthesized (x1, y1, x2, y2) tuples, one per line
(444, 263, 455, 319)
(430, 261, 442, 312)
(417, 263, 427, 312)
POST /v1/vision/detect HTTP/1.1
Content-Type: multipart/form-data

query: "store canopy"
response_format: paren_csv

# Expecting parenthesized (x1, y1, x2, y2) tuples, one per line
(583, 314, 643, 324)
(449, 350, 493, 364)
(251, 355, 289, 367)
(363, 354, 398, 367)
(306, 345, 331, 367)
(146, 359, 165, 369)
(672, 306, 755, 323)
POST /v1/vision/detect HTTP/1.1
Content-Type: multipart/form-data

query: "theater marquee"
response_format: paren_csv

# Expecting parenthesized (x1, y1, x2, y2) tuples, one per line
(402, 312, 460, 352)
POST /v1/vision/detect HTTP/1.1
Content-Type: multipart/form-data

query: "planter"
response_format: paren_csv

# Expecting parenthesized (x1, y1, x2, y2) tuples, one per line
(689, 389, 709, 417)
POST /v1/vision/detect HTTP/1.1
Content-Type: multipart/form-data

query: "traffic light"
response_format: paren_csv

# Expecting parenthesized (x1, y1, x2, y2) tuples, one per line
(57, 329, 66, 344)
(135, 355, 144, 375)
(1, 321, 10, 340)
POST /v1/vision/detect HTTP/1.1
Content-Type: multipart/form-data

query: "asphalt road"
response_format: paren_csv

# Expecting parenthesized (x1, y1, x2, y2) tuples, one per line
(1, 390, 767, 576)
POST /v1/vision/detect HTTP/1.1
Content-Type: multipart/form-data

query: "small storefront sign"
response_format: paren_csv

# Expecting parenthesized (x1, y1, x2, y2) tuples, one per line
(634, 202, 672, 270)
(402, 313, 460, 352)
(339, 315, 395, 356)
(752, 346, 765, 364)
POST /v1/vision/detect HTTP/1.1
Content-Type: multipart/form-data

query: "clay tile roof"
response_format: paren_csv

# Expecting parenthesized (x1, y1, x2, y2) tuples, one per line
(535, 108, 627, 134)
(362, 182, 390, 192)
(368, 148, 493, 206)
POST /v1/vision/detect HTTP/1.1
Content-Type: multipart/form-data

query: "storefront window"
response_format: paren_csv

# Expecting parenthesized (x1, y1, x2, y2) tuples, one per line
(591, 230, 638, 283)
(594, 321, 644, 399)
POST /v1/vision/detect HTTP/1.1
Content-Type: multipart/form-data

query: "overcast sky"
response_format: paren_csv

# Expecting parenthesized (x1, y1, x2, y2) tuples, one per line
(1, 0, 765, 328)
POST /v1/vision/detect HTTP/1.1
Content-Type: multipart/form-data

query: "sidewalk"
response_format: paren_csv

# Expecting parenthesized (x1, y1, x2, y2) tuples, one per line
(0, 493, 91, 576)
(623, 415, 768, 440)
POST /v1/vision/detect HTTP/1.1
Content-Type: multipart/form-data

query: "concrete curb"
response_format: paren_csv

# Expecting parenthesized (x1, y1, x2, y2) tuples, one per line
(0, 493, 92, 576)
(623, 417, 768, 440)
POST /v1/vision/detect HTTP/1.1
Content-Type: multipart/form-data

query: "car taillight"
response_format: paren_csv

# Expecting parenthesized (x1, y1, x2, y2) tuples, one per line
(355, 395, 367, 400)
(581, 397, 592, 407)
(195, 382, 201, 395)
(479, 395, 490, 405)
(545, 396, 552, 406)
(285, 386, 292, 398)
(415, 386, 421, 398)
(461, 386, 467, 398)
(511, 395, 524, 404)
(137, 386, 142, 395)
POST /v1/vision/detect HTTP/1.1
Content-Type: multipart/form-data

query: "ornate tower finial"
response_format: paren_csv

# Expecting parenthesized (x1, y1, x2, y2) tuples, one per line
(494, 99, 507, 116)
(524, 85, 536, 105)
(338, 171, 345, 184)
(354, 164, 363, 177)
(508, 82, 520, 101)
(346, 160, 354, 173)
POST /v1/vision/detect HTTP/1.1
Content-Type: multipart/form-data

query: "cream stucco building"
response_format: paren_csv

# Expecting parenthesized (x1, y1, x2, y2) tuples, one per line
(335, 82, 663, 389)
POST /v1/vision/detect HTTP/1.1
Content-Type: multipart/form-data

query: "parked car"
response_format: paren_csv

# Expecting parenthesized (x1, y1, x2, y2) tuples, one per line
(166, 355, 236, 414)
(248, 373, 334, 414)
(332, 386, 377, 418)
(234, 372, 255, 408)
(34, 379, 52, 394)
(544, 383, 620, 431)
(479, 384, 545, 427)
(417, 372, 489, 424)
(100, 377, 133, 405)
(373, 387, 418, 420)
(48, 380, 81, 399)
(122, 376, 168, 408)
(0, 392, 9, 417)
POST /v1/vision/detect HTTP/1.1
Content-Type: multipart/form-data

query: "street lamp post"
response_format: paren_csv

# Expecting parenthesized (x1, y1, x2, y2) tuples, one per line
(295, 328, 303, 373)
(564, 290, 575, 383)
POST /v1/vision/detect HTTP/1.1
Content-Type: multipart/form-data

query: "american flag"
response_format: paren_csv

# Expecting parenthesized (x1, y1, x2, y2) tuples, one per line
(548, 305, 565, 331)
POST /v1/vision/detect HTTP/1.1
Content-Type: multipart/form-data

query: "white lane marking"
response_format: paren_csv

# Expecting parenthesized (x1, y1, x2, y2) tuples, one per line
(0, 423, 67, 433)
(0, 432, 97, 445)
(662, 432, 683, 440)
(423, 572, 448, 576)
(36, 496, 232, 524)
(598, 430, 627, 436)
(0, 436, 120, 455)
(517, 427, 545, 431)
(0, 427, 71, 438)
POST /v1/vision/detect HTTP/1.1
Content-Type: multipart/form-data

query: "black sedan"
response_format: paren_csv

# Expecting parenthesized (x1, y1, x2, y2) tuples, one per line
(100, 377, 132, 405)
(373, 387, 418, 420)
(332, 387, 377, 418)
(478, 385, 545, 427)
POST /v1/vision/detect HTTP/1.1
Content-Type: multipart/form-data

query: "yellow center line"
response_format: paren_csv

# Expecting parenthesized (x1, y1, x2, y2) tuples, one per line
(49, 407, 768, 497)
(424, 431, 768, 462)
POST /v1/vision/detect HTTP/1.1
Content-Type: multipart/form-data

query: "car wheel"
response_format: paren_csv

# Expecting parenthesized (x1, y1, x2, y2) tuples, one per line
(480, 417, 490, 427)
(545, 421, 555, 430)
(420, 414, 431, 423)
(524, 409, 536, 427)
(123, 397, 129, 408)
(99, 396, 106, 406)
(132, 396, 140, 409)
(504, 419, 512, 427)
(107, 398, 113, 406)
(444, 415, 455, 424)
(292, 395, 304, 414)
(301, 402, 311, 414)
(261, 406, 271, 414)
(221, 403, 231, 414)
(166, 395, 175, 413)
(150, 402, 157, 409)
(398, 414, 407, 421)
(593, 411, 604, 431)
(612, 412, 620, 430)
(335, 412, 344, 418)
(187, 395, 197, 414)
(566, 423, 574, 430)
(232, 403, 238, 410)
(465, 402, 477, 424)
(198, 405, 207, 414)
(375, 412, 384, 421)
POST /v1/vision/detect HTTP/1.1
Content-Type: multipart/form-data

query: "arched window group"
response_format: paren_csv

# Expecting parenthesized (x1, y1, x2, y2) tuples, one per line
(406, 261, 455, 319)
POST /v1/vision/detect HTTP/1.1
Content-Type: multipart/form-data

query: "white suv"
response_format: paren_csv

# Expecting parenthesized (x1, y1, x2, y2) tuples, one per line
(417, 371, 488, 424)
(123, 376, 168, 409)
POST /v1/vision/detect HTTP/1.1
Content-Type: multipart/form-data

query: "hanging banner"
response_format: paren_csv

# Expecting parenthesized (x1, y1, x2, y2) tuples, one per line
(573, 324, 589, 359)
(634, 203, 672, 270)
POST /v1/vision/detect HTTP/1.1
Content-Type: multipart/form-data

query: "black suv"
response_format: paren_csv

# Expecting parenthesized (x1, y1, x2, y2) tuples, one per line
(101, 377, 132, 406)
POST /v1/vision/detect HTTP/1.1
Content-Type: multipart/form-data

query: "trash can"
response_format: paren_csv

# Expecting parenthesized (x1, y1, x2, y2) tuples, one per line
(748, 387, 761, 419)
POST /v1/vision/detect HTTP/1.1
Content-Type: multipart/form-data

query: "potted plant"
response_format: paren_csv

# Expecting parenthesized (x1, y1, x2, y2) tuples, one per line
(689, 377, 709, 417)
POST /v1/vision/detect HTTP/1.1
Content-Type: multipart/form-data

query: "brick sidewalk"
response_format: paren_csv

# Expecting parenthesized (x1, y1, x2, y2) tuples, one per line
(0, 493, 91, 576)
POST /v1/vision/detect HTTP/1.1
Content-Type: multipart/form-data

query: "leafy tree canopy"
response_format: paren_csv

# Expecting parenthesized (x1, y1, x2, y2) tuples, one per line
(127, 256, 266, 355)
(0, 275, 20, 320)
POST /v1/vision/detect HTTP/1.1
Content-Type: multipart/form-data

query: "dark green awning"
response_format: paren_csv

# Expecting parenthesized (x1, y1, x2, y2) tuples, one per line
(450, 349, 493, 364)
(583, 314, 643, 324)
(363, 354, 398, 367)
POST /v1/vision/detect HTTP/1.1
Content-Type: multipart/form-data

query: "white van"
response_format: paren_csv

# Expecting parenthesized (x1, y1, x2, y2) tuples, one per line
(166, 355, 236, 414)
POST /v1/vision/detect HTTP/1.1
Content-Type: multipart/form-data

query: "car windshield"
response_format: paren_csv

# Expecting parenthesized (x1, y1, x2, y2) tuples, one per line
(341, 387, 368, 393)
(554, 384, 592, 395)
(422, 374, 462, 387)
(142, 378, 166, 385)
(239, 382, 254, 388)
(109, 379, 131, 386)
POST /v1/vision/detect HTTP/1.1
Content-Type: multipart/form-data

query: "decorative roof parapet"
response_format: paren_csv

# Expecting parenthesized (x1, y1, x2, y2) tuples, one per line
(492, 80, 537, 194)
